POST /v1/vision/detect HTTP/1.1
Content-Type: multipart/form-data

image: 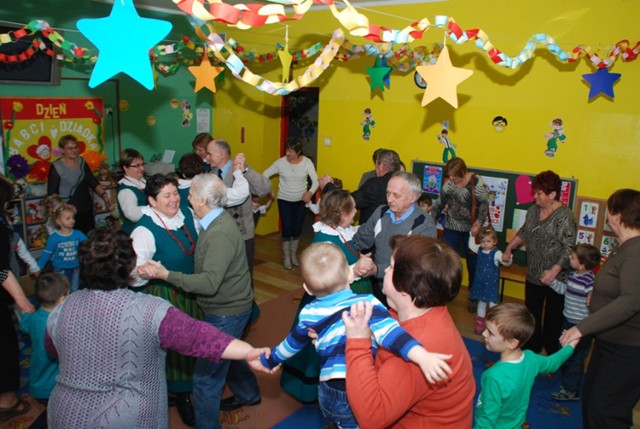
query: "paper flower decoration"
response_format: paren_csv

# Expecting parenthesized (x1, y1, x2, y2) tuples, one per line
(82, 150, 106, 172)
(582, 68, 622, 100)
(76, 0, 172, 90)
(6, 155, 30, 180)
(27, 160, 51, 183)
(415, 46, 473, 108)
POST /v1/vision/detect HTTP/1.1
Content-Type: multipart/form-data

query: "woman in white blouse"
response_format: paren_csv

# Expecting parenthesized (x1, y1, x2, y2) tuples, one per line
(263, 138, 319, 270)
(117, 148, 147, 234)
(129, 174, 201, 426)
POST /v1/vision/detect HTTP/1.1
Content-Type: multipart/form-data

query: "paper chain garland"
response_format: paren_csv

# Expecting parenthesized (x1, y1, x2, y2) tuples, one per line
(1, 10, 638, 94)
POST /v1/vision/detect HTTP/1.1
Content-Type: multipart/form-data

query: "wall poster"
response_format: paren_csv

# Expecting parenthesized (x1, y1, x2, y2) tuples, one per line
(1, 97, 105, 182)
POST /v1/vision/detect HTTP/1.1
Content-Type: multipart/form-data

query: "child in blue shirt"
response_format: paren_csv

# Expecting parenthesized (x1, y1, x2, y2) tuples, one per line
(549, 243, 601, 401)
(37, 206, 87, 292)
(20, 272, 69, 403)
(261, 242, 452, 429)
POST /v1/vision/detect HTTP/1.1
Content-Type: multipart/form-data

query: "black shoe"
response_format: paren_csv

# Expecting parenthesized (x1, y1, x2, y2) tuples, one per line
(220, 396, 261, 411)
(176, 393, 196, 427)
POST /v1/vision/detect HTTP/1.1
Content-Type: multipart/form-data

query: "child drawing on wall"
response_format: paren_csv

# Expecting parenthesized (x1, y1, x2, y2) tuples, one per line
(437, 129, 457, 163)
(544, 118, 566, 158)
(360, 108, 375, 140)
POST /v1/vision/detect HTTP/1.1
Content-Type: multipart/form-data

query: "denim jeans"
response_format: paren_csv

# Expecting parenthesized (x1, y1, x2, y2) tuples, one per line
(442, 229, 477, 288)
(318, 381, 359, 429)
(57, 267, 80, 293)
(560, 319, 593, 393)
(194, 310, 260, 429)
(277, 199, 306, 239)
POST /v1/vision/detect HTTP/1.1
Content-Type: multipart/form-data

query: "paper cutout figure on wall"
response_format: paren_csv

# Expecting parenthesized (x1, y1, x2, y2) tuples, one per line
(360, 108, 375, 140)
(544, 118, 566, 158)
(492, 116, 508, 132)
(181, 100, 193, 127)
(437, 129, 457, 162)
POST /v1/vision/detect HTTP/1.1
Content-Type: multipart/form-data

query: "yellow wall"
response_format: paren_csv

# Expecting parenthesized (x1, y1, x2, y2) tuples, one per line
(216, 0, 640, 294)
(212, 67, 283, 233)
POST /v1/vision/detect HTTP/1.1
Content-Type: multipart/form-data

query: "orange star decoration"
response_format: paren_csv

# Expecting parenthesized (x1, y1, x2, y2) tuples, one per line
(415, 46, 473, 108)
(188, 56, 224, 93)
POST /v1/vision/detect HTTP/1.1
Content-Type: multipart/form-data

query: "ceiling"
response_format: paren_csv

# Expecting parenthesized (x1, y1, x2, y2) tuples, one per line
(91, 0, 445, 50)
(95, 0, 443, 15)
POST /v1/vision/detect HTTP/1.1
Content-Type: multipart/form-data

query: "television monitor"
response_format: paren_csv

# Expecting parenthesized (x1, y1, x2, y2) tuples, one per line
(0, 22, 61, 86)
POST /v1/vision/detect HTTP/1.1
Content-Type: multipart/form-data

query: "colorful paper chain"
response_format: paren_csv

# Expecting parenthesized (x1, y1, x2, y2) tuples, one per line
(1, 11, 639, 93)
(173, 0, 640, 68)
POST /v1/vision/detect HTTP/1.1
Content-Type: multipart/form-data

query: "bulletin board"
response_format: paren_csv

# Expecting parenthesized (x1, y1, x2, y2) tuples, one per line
(574, 196, 618, 261)
(412, 160, 579, 265)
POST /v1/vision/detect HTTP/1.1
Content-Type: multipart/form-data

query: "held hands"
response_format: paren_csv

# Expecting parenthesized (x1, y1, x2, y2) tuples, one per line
(302, 191, 313, 204)
(233, 153, 247, 172)
(15, 296, 35, 314)
(470, 222, 482, 237)
(540, 264, 562, 286)
(353, 253, 376, 278)
(501, 249, 512, 264)
(137, 260, 169, 280)
(318, 175, 334, 190)
(559, 326, 582, 348)
(246, 347, 280, 374)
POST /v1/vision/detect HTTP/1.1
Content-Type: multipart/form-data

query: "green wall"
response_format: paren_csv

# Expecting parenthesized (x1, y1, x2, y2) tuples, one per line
(0, 1, 213, 165)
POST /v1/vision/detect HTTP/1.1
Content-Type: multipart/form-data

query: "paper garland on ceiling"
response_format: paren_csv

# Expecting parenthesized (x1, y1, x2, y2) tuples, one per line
(0, 7, 637, 98)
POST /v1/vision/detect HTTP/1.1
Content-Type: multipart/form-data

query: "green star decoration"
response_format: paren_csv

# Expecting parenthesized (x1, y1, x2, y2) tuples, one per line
(77, 0, 172, 90)
(366, 58, 392, 92)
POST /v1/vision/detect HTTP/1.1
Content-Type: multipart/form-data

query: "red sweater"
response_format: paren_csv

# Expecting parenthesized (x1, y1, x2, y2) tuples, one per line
(346, 306, 475, 428)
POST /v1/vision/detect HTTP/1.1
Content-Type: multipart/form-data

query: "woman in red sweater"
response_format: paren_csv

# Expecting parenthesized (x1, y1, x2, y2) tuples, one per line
(344, 235, 475, 428)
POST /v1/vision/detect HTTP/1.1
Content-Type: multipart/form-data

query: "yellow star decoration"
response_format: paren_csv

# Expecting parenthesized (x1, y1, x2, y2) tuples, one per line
(279, 48, 293, 83)
(188, 58, 224, 93)
(416, 46, 473, 108)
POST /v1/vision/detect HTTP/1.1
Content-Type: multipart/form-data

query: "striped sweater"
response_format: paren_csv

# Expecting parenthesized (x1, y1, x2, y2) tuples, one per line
(262, 289, 420, 381)
(550, 270, 595, 324)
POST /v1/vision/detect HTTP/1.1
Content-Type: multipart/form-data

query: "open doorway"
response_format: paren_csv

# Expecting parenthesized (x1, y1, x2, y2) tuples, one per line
(280, 87, 319, 240)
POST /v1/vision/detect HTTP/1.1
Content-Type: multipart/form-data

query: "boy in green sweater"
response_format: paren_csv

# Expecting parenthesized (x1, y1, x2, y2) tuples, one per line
(474, 303, 579, 429)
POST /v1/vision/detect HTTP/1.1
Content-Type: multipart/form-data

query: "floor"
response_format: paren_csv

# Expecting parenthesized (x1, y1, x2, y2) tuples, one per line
(6, 231, 640, 428)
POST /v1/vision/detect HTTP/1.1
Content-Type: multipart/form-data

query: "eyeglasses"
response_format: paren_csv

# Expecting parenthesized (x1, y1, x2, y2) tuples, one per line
(129, 163, 145, 169)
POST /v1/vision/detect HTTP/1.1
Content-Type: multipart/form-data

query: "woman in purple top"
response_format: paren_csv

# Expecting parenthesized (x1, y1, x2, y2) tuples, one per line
(45, 227, 273, 429)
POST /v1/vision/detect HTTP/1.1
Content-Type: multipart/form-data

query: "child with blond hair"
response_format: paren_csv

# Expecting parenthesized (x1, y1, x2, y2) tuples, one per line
(468, 227, 512, 334)
(261, 242, 452, 428)
(37, 206, 87, 292)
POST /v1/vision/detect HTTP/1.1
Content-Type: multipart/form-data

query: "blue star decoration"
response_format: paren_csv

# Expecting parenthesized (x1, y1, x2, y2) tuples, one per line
(582, 67, 622, 100)
(77, 0, 172, 90)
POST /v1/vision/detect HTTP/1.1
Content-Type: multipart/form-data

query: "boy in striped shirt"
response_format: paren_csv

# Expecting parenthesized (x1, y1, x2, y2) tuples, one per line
(549, 243, 601, 401)
(261, 242, 452, 428)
